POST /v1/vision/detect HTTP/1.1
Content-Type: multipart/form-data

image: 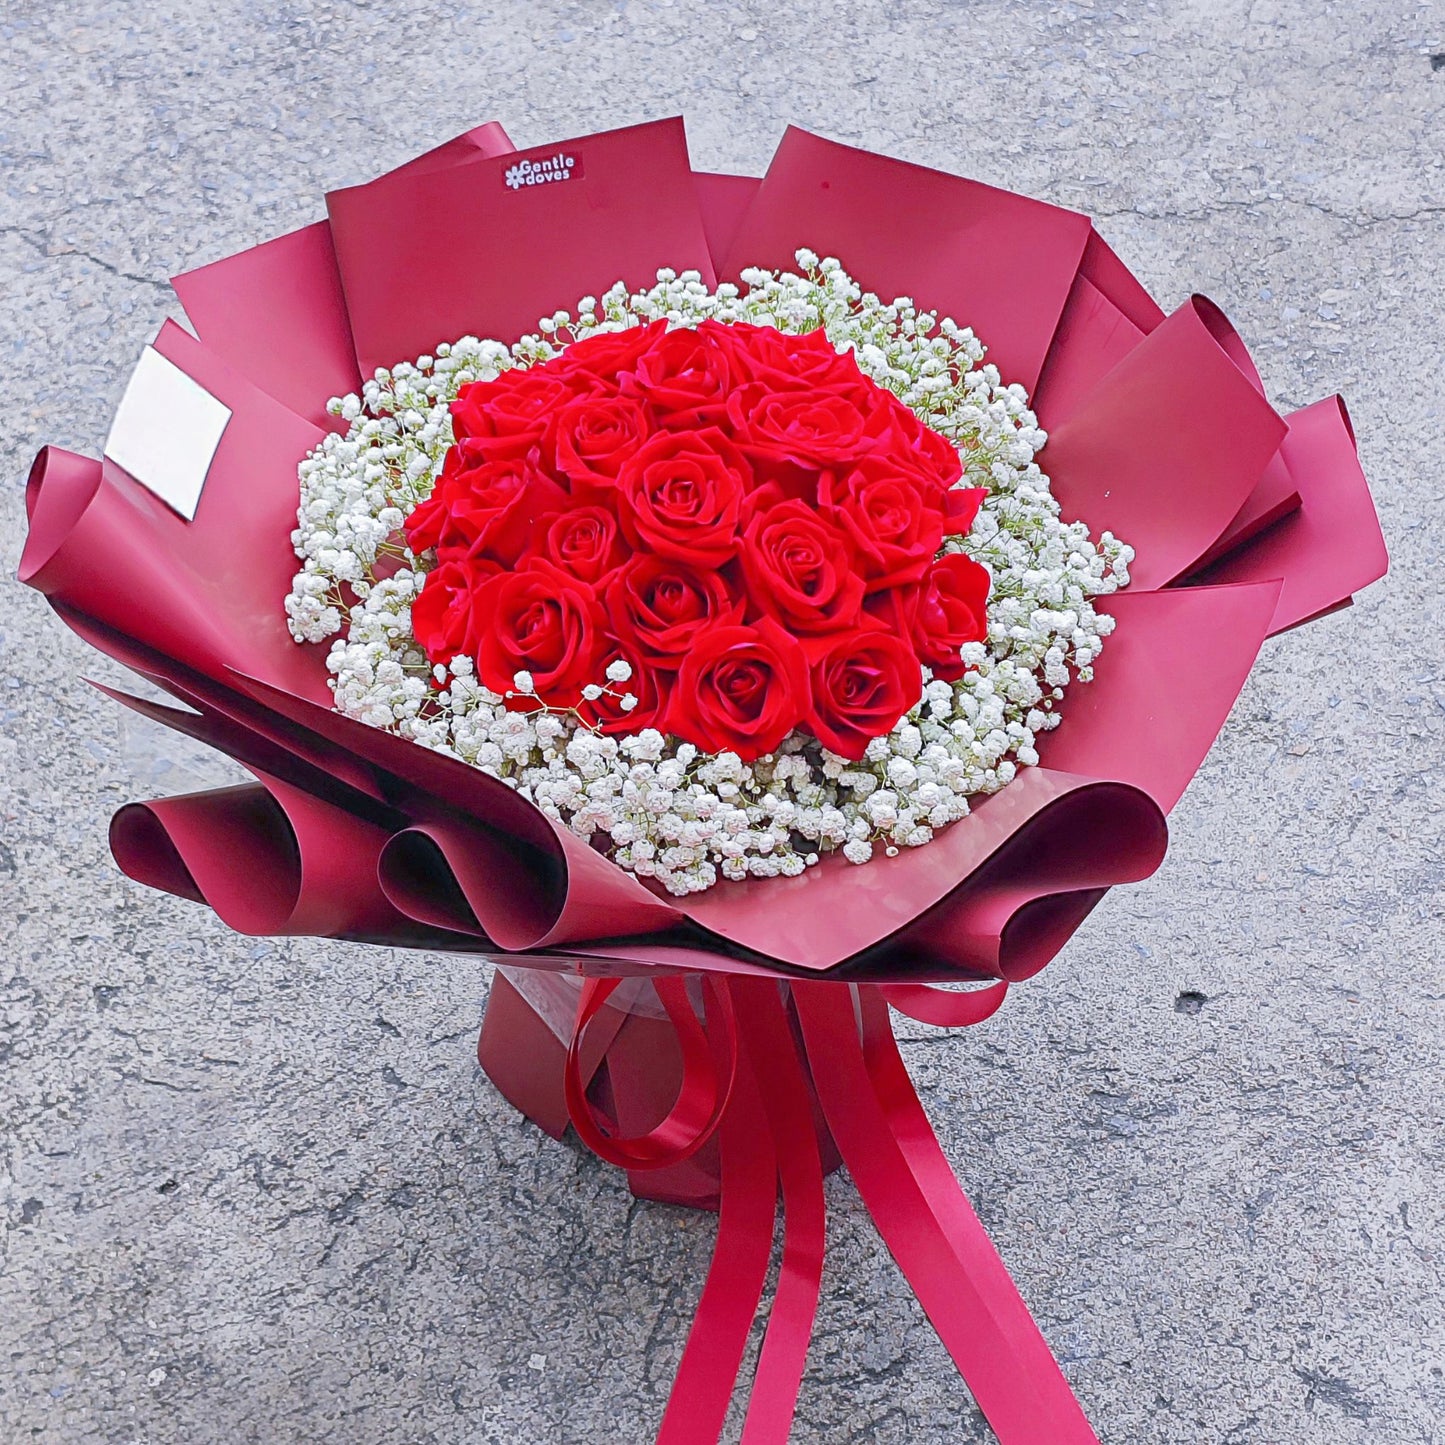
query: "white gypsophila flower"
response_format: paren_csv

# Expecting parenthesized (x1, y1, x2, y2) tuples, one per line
(286, 254, 1134, 896)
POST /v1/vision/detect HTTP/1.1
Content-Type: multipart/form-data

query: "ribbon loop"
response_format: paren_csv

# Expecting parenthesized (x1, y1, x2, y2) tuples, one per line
(564, 975, 737, 1171)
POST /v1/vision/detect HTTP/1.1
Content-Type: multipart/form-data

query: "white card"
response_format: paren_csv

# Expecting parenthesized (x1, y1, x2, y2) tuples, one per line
(103, 345, 231, 522)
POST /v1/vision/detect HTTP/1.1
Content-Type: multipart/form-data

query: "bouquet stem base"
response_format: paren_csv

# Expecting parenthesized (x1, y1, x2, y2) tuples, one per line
(479, 968, 844, 1210)
(478, 968, 1104, 1445)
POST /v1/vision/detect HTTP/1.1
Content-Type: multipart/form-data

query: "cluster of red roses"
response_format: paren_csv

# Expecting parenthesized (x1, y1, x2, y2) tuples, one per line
(405, 319, 990, 763)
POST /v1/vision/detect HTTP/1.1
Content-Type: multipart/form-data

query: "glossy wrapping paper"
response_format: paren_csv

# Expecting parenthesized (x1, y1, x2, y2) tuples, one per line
(18, 117, 1386, 1444)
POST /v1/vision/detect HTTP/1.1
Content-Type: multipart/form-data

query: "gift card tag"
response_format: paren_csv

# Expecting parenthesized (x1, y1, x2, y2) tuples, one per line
(103, 345, 232, 521)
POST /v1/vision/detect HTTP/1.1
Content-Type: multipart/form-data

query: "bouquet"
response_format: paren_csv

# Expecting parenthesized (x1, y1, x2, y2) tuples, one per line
(18, 116, 1386, 1443)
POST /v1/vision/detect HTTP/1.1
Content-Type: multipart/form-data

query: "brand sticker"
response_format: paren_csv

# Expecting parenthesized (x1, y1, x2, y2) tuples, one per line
(504, 151, 582, 191)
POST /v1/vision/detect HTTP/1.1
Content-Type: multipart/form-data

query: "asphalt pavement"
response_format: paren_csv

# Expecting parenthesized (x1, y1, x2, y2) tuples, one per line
(1, 3, 1441, 1441)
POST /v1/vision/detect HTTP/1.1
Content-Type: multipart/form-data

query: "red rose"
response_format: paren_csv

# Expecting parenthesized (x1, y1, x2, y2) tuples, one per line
(620, 320, 736, 427)
(473, 558, 609, 705)
(449, 364, 601, 463)
(818, 456, 947, 591)
(874, 392, 965, 489)
(404, 443, 568, 567)
(914, 553, 991, 681)
(723, 322, 864, 396)
(549, 319, 667, 382)
(615, 427, 751, 566)
(806, 629, 923, 760)
(410, 558, 494, 664)
(740, 499, 866, 634)
(537, 505, 626, 584)
(605, 554, 744, 665)
(669, 618, 809, 761)
(725, 381, 896, 485)
(552, 394, 651, 499)
(582, 646, 673, 736)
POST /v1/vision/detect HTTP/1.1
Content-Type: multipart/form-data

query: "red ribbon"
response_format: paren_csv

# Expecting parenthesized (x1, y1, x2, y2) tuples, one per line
(799, 983, 1100, 1444)
(565, 975, 1099, 1445)
(733, 981, 825, 1445)
(656, 1001, 775, 1444)
(564, 975, 736, 1170)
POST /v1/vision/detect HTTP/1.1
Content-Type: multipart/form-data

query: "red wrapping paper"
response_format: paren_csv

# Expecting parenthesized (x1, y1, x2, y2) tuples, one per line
(18, 117, 1386, 1445)
(171, 121, 518, 428)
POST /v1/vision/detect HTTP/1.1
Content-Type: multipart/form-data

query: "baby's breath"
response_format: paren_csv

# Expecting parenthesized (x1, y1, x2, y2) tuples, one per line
(286, 254, 1134, 896)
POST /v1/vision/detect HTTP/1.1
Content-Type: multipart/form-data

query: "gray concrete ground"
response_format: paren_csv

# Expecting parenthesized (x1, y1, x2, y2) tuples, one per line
(1, 2, 1442, 1441)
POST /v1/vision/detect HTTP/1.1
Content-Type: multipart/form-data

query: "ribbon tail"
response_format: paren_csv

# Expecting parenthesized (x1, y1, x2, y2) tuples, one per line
(656, 980, 777, 1445)
(793, 981, 1101, 1445)
(734, 981, 826, 1445)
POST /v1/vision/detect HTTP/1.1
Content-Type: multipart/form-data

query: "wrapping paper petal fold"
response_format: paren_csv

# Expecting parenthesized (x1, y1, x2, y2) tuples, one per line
(693, 171, 762, 271)
(1036, 579, 1283, 812)
(326, 117, 715, 372)
(721, 126, 1091, 393)
(171, 122, 517, 426)
(112, 774, 419, 941)
(1192, 395, 1387, 633)
(674, 767, 1166, 976)
(21, 324, 328, 703)
(172, 223, 361, 431)
(1043, 298, 1289, 588)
